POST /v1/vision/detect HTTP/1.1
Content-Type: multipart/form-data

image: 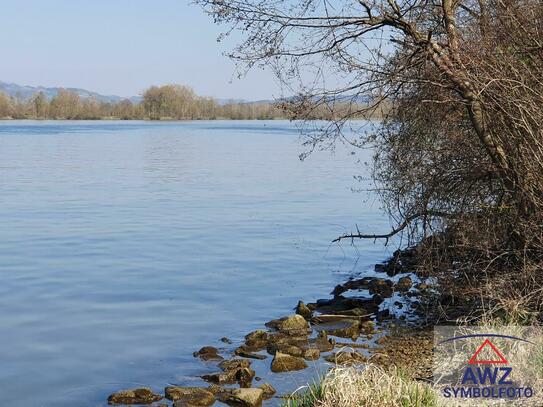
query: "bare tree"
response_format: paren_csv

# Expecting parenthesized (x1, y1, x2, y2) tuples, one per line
(197, 0, 543, 317)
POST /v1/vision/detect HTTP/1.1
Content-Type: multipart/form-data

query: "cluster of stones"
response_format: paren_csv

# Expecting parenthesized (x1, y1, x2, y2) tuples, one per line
(107, 269, 428, 406)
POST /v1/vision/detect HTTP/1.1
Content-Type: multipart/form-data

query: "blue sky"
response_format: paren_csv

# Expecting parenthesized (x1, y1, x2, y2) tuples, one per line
(0, 0, 279, 100)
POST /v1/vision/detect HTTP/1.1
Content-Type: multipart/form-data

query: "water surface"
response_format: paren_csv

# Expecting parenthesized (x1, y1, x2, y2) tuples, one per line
(0, 120, 391, 406)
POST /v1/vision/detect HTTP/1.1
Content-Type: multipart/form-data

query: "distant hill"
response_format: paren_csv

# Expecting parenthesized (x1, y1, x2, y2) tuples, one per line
(0, 80, 372, 106)
(0, 81, 142, 104)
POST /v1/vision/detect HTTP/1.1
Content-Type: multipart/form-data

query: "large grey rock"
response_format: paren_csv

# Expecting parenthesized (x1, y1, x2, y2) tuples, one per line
(107, 387, 162, 405)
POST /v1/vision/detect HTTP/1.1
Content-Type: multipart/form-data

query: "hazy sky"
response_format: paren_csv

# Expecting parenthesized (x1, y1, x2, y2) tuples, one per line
(0, 0, 280, 100)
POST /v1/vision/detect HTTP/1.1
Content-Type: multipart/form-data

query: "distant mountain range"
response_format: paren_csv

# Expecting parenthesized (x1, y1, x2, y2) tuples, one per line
(0, 81, 142, 104)
(0, 80, 372, 106)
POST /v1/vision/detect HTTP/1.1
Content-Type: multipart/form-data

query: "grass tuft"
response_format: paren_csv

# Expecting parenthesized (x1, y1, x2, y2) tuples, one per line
(283, 365, 439, 407)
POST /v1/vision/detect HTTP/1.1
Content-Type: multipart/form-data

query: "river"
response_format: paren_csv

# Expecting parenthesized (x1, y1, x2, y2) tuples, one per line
(0, 120, 391, 406)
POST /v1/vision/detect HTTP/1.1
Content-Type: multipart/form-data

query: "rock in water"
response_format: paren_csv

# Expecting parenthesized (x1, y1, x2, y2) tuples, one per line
(396, 276, 413, 291)
(314, 330, 336, 352)
(107, 388, 162, 405)
(368, 278, 394, 297)
(245, 330, 269, 341)
(164, 387, 215, 406)
(222, 388, 264, 407)
(259, 383, 276, 399)
(234, 345, 267, 360)
(236, 367, 256, 388)
(279, 314, 310, 335)
(295, 301, 312, 319)
(271, 351, 308, 372)
(326, 319, 361, 340)
(303, 348, 321, 361)
(266, 342, 303, 357)
(202, 367, 255, 386)
(218, 358, 252, 371)
(244, 330, 269, 349)
(193, 346, 223, 361)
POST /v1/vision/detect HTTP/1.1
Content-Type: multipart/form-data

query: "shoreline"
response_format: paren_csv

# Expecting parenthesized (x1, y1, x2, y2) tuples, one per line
(106, 248, 434, 406)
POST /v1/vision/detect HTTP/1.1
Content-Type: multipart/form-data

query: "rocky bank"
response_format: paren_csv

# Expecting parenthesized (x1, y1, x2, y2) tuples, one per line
(107, 248, 435, 406)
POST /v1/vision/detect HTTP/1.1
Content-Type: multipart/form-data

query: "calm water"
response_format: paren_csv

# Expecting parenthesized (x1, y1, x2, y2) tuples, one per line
(0, 120, 391, 406)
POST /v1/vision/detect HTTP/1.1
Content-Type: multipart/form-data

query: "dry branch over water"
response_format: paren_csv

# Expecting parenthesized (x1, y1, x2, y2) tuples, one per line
(196, 0, 543, 321)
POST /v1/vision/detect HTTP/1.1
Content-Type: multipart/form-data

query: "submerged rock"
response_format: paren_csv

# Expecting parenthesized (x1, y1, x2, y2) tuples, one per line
(271, 351, 308, 372)
(165, 387, 214, 406)
(234, 346, 267, 360)
(193, 346, 223, 361)
(318, 318, 361, 341)
(221, 337, 233, 344)
(107, 388, 162, 405)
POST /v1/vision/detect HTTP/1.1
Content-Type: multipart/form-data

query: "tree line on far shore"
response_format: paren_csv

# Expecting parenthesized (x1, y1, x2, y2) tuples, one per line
(0, 84, 372, 121)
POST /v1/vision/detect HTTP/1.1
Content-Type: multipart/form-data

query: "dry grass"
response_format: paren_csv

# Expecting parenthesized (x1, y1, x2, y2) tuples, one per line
(284, 365, 439, 407)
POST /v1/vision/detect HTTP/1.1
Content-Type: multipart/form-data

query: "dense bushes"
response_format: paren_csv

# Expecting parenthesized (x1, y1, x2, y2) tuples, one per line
(371, 0, 543, 321)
